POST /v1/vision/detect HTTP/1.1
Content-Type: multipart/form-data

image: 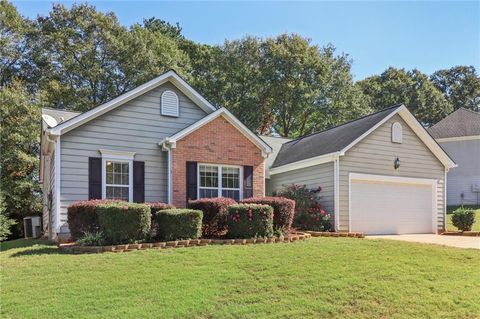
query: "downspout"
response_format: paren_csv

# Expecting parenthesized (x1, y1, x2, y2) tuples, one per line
(444, 168, 448, 233)
(167, 148, 173, 205)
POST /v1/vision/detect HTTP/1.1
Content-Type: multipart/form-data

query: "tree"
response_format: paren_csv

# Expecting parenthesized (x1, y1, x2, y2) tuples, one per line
(0, 81, 41, 237)
(0, 0, 35, 87)
(356, 67, 452, 126)
(0, 193, 16, 241)
(140, 17, 183, 40)
(32, 3, 190, 112)
(189, 34, 369, 137)
(430, 66, 480, 112)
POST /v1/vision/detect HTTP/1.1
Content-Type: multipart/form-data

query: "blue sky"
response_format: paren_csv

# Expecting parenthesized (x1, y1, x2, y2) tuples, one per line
(12, 1, 480, 80)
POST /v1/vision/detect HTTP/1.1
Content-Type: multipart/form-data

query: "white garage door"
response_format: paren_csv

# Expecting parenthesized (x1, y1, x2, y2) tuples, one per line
(350, 174, 436, 235)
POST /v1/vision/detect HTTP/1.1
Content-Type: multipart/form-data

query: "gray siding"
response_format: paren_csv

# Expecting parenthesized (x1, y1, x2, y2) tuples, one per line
(59, 82, 207, 233)
(339, 114, 445, 232)
(439, 139, 480, 206)
(266, 162, 335, 214)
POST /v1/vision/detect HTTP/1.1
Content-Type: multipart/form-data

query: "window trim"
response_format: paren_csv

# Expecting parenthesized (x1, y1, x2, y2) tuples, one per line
(100, 151, 134, 202)
(197, 163, 243, 200)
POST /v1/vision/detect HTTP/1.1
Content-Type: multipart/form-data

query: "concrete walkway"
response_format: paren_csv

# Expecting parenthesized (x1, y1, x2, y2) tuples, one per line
(367, 234, 480, 249)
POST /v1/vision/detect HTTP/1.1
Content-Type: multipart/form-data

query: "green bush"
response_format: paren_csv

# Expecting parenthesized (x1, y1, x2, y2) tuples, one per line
(156, 209, 203, 241)
(97, 202, 151, 244)
(76, 231, 106, 246)
(240, 197, 295, 235)
(67, 200, 118, 240)
(188, 197, 237, 237)
(451, 207, 476, 231)
(227, 204, 273, 238)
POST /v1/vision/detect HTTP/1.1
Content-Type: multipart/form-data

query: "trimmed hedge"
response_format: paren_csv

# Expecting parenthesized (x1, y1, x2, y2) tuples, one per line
(188, 197, 237, 237)
(227, 204, 273, 238)
(67, 200, 117, 240)
(156, 209, 203, 241)
(97, 202, 151, 244)
(451, 207, 476, 231)
(241, 197, 295, 234)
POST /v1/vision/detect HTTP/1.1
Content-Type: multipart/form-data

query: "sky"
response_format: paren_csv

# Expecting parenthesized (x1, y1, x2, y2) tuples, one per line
(12, 1, 480, 80)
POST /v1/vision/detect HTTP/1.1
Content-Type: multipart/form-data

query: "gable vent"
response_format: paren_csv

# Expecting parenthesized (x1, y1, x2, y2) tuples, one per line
(161, 90, 179, 117)
(391, 122, 403, 143)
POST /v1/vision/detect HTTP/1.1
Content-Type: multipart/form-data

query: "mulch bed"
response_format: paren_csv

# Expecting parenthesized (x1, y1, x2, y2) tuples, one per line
(303, 231, 365, 238)
(441, 231, 480, 237)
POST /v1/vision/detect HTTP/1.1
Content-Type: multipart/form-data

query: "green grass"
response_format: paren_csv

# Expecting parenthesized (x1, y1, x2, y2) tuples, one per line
(1, 238, 479, 319)
(447, 206, 480, 231)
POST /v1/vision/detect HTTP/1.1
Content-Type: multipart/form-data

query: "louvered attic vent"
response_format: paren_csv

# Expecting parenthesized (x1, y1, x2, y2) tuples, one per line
(161, 90, 179, 117)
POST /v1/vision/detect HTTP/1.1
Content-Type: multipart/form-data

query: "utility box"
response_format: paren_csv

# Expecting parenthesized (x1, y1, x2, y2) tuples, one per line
(23, 216, 42, 238)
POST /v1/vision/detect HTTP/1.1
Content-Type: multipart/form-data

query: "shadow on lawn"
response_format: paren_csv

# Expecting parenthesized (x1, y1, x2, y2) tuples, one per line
(9, 246, 63, 257)
(0, 238, 53, 253)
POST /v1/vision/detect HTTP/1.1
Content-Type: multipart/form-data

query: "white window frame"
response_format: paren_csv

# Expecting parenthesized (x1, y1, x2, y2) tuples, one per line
(197, 163, 243, 200)
(100, 150, 135, 202)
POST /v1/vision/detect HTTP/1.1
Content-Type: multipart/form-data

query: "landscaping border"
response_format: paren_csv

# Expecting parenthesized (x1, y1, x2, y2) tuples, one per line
(302, 231, 365, 238)
(59, 232, 313, 254)
(441, 231, 480, 237)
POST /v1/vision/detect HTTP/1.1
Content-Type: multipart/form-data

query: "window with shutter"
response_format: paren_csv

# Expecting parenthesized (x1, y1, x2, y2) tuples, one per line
(161, 90, 179, 117)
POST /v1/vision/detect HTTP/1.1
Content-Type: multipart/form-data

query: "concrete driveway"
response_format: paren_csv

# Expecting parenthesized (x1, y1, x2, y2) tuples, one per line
(367, 234, 480, 249)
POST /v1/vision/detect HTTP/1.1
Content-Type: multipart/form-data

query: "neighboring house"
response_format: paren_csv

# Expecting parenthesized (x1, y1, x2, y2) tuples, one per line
(40, 71, 272, 240)
(265, 105, 456, 235)
(428, 108, 480, 206)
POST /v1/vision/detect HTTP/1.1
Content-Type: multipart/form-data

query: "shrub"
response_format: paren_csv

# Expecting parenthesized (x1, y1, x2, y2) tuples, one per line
(76, 231, 106, 246)
(188, 197, 237, 237)
(67, 200, 118, 240)
(451, 207, 476, 231)
(97, 202, 151, 244)
(275, 184, 332, 231)
(156, 209, 203, 241)
(227, 204, 273, 238)
(240, 197, 295, 235)
(147, 202, 175, 236)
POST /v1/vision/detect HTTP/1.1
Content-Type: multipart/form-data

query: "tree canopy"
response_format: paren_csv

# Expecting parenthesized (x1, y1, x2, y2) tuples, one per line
(0, 0, 479, 237)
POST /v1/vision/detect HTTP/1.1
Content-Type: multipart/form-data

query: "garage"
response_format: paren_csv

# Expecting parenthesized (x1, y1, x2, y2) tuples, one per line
(350, 173, 436, 235)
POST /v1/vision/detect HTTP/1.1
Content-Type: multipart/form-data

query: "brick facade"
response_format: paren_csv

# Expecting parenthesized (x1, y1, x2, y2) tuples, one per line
(171, 115, 265, 207)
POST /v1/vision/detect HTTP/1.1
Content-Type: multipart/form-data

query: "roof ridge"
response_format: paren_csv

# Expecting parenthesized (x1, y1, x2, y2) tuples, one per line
(284, 104, 403, 145)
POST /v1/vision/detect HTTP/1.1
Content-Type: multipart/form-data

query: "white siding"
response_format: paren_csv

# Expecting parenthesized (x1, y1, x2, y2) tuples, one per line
(439, 139, 480, 206)
(59, 82, 207, 234)
(266, 162, 335, 214)
(339, 114, 445, 232)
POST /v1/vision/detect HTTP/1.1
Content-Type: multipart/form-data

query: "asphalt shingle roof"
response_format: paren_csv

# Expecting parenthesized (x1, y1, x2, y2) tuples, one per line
(271, 105, 403, 168)
(428, 108, 480, 139)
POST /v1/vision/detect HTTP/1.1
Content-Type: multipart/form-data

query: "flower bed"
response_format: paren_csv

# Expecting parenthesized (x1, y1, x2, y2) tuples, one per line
(58, 232, 313, 254)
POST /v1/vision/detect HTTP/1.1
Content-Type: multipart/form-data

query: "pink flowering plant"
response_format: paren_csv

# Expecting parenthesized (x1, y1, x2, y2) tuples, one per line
(275, 184, 332, 231)
(226, 204, 273, 238)
(188, 197, 236, 237)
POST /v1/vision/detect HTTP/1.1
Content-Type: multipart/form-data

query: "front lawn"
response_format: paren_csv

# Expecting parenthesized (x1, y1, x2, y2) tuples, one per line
(447, 206, 480, 231)
(1, 238, 479, 318)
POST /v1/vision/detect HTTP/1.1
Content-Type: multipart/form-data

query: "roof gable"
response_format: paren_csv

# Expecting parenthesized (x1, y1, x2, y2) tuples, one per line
(160, 108, 272, 156)
(428, 108, 480, 139)
(270, 105, 456, 174)
(48, 71, 217, 136)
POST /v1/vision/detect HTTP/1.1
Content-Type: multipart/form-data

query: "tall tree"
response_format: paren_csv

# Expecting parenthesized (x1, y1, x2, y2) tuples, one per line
(0, 81, 41, 237)
(356, 67, 452, 126)
(32, 3, 190, 112)
(0, 0, 34, 87)
(430, 66, 480, 112)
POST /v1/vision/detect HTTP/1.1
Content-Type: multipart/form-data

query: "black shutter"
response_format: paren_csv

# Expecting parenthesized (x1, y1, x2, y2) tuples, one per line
(133, 161, 145, 203)
(88, 157, 102, 200)
(186, 161, 197, 201)
(243, 165, 253, 199)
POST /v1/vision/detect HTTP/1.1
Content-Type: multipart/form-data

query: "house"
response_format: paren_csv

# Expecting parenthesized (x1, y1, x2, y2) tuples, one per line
(265, 105, 456, 235)
(40, 71, 272, 240)
(428, 108, 480, 206)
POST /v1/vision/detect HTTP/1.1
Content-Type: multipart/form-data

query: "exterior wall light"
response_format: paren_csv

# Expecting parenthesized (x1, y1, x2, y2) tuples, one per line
(394, 157, 400, 169)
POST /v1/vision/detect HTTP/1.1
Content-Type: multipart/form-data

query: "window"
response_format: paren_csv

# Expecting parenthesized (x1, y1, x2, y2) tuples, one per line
(99, 149, 135, 202)
(161, 90, 179, 117)
(391, 122, 403, 143)
(105, 161, 130, 201)
(198, 164, 242, 201)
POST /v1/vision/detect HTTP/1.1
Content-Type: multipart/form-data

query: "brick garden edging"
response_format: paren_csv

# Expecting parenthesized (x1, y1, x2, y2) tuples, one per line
(302, 231, 365, 238)
(59, 232, 313, 254)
